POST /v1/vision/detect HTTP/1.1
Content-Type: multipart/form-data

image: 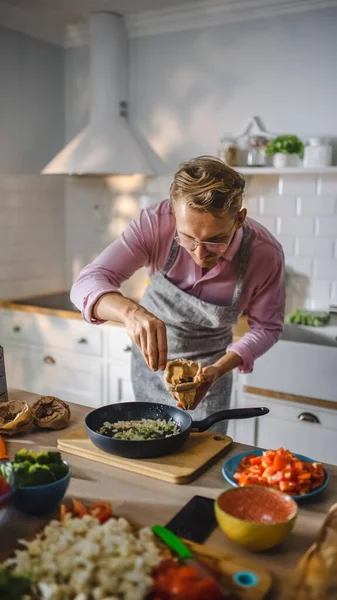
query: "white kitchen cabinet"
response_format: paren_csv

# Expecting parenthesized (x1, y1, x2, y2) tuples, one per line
(4, 343, 103, 408)
(0, 309, 134, 407)
(1, 310, 103, 357)
(235, 392, 337, 465)
(107, 361, 135, 404)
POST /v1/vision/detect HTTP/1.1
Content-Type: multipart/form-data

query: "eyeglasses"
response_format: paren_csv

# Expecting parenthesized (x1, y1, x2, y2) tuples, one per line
(174, 223, 237, 255)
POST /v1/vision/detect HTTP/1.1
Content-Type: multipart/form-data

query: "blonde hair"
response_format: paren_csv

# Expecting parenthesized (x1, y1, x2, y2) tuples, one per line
(170, 155, 245, 218)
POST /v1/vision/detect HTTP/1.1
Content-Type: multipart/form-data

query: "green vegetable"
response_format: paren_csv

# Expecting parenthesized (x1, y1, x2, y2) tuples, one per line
(265, 135, 304, 158)
(48, 462, 69, 480)
(288, 310, 330, 327)
(14, 450, 36, 464)
(26, 464, 55, 486)
(10, 450, 68, 488)
(0, 567, 32, 600)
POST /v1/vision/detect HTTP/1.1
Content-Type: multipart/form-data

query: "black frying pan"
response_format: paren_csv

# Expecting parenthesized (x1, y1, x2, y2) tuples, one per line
(85, 402, 269, 459)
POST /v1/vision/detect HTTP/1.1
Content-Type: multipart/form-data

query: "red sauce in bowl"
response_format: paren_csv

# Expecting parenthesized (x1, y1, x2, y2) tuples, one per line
(218, 487, 296, 524)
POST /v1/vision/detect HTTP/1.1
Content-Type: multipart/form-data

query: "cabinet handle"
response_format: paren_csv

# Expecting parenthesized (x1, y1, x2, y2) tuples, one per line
(78, 338, 88, 345)
(43, 356, 56, 365)
(297, 412, 320, 424)
(123, 345, 132, 352)
(13, 325, 21, 333)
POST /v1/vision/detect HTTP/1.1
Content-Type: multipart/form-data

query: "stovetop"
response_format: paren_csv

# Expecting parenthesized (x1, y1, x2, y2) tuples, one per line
(13, 292, 79, 313)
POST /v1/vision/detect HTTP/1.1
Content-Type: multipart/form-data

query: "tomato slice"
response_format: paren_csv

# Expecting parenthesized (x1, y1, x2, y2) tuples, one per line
(273, 453, 288, 471)
(249, 456, 262, 466)
(72, 498, 88, 517)
(193, 578, 224, 600)
(89, 501, 113, 524)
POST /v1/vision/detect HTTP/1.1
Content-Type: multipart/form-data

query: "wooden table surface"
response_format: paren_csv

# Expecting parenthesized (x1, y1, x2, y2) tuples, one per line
(3, 389, 337, 599)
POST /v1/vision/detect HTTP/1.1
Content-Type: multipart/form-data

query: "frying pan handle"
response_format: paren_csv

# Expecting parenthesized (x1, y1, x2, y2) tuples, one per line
(191, 407, 269, 432)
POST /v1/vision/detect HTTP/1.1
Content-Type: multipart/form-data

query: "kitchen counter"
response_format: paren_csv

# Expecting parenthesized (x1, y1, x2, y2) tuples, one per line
(0, 292, 250, 340)
(2, 388, 337, 599)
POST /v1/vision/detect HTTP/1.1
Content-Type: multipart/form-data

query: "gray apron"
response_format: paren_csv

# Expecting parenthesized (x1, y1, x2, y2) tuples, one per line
(131, 224, 250, 433)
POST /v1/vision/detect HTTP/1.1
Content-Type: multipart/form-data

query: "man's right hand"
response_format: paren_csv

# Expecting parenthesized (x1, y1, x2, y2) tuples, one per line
(93, 293, 168, 371)
(124, 305, 168, 371)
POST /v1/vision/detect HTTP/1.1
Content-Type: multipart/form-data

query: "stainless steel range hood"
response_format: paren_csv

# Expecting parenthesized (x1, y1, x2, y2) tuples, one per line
(42, 12, 162, 176)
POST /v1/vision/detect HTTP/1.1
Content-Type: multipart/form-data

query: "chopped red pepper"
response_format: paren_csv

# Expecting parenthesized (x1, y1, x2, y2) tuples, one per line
(234, 448, 325, 496)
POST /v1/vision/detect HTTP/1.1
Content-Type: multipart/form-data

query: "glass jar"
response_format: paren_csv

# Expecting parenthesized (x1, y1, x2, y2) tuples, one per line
(303, 137, 332, 168)
(218, 136, 238, 167)
(246, 135, 268, 167)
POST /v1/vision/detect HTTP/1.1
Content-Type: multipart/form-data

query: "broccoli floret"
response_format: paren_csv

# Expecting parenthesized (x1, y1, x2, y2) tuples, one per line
(46, 451, 62, 464)
(26, 464, 55, 487)
(0, 567, 32, 599)
(35, 452, 50, 465)
(48, 462, 68, 481)
(14, 449, 36, 464)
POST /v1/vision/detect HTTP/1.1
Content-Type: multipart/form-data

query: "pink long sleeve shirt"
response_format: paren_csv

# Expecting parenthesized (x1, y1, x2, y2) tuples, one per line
(71, 200, 285, 373)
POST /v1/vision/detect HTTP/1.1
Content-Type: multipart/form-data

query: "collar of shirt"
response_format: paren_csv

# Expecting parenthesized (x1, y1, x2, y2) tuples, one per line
(220, 226, 243, 262)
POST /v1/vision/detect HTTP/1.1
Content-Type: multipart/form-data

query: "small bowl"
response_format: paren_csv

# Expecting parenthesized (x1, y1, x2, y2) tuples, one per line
(215, 486, 298, 551)
(0, 461, 15, 525)
(14, 460, 71, 517)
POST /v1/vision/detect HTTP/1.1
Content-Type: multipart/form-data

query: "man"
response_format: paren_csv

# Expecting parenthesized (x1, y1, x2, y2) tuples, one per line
(71, 156, 285, 429)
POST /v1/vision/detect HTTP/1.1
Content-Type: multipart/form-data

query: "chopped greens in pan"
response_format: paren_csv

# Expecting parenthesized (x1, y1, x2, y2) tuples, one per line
(97, 418, 181, 441)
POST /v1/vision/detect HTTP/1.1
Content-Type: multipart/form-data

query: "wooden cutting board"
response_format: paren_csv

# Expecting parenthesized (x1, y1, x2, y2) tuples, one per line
(57, 426, 233, 484)
(184, 539, 272, 600)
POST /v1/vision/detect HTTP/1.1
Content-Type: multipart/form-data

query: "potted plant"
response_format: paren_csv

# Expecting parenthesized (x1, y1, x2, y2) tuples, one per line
(265, 135, 304, 168)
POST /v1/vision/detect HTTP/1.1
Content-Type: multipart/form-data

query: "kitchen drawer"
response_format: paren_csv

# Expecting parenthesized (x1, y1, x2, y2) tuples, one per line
(238, 392, 337, 465)
(5, 344, 103, 407)
(105, 324, 133, 362)
(244, 393, 337, 431)
(107, 361, 134, 403)
(257, 416, 337, 466)
(1, 310, 103, 357)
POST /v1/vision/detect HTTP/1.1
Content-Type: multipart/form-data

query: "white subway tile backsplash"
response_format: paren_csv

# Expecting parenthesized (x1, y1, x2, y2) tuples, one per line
(298, 195, 336, 216)
(331, 282, 337, 302)
(278, 216, 315, 236)
(262, 195, 296, 216)
(316, 217, 337, 237)
(308, 279, 331, 302)
(317, 175, 337, 196)
(285, 257, 313, 277)
(244, 196, 260, 214)
(296, 237, 334, 259)
(253, 216, 276, 234)
(314, 259, 337, 281)
(0, 174, 66, 300)
(245, 175, 279, 197)
(279, 175, 317, 196)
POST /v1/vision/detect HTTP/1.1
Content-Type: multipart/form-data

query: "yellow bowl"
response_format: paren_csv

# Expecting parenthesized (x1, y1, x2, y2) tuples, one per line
(215, 486, 298, 551)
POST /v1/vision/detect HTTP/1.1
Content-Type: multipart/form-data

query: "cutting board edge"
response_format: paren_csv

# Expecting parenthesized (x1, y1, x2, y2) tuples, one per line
(57, 438, 233, 484)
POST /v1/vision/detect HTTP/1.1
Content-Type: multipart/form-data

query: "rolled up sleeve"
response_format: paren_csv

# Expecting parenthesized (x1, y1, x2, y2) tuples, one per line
(70, 209, 157, 323)
(227, 248, 286, 373)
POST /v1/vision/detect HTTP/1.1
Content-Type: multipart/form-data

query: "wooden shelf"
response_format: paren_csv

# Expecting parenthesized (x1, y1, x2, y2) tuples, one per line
(235, 166, 337, 175)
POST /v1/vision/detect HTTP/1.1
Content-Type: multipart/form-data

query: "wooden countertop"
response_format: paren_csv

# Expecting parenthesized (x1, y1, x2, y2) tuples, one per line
(2, 389, 337, 599)
(0, 294, 249, 339)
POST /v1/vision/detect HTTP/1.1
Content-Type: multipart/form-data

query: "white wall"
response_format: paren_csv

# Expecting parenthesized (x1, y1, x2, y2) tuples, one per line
(0, 26, 66, 299)
(130, 7, 337, 166)
(65, 7, 337, 309)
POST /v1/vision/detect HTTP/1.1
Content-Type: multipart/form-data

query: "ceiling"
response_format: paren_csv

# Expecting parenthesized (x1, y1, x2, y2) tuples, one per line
(0, 0, 208, 45)
(0, 0, 336, 46)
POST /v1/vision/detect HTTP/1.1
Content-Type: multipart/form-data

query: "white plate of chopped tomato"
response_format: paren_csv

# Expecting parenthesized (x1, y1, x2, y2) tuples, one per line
(222, 448, 329, 500)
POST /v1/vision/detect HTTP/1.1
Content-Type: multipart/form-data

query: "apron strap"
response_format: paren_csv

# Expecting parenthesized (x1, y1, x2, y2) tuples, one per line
(232, 223, 250, 309)
(162, 237, 180, 275)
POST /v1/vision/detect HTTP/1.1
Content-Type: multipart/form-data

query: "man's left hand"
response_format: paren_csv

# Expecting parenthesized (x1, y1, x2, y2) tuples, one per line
(175, 365, 221, 410)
